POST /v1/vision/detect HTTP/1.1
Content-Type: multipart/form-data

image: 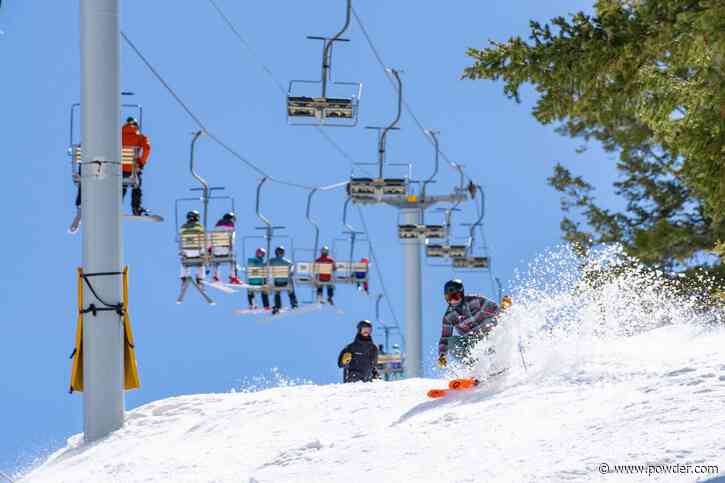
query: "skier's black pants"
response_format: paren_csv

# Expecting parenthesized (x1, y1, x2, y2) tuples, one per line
(76, 170, 143, 212)
(248, 290, 269, 309)
(316, 285, 334, 300)
(122, 170, 143, 213)
(274, 285, 298, 310)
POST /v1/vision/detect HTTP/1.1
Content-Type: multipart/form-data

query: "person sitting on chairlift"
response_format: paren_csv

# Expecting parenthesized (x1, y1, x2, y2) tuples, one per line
(315, 246, 336, 305)
(247, 247, 270, 310)
(121, 117, 151, 216)
(74, 116, 152, 218)
(210, 212, 242, 285)
(269, 246, 299, 314)
(179, 210, 205, 284)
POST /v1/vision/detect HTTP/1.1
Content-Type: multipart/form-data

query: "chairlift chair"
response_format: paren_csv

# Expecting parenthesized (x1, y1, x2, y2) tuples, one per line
(175, 132, 238, 304)
(68, 100, 144, 189)
(287, 0, 361, 127)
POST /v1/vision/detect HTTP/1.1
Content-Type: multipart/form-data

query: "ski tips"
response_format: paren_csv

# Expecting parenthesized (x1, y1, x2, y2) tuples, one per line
(449, 378, 479, 390)
(427, 389, 449, 399)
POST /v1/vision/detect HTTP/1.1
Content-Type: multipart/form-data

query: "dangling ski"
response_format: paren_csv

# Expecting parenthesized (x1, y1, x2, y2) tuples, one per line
(68, 211, 82, 234)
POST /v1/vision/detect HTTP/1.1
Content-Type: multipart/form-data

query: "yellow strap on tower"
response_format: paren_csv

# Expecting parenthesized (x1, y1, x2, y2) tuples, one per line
(69, 268, 85, 393)
(68, 266, 141, 393)
(122, 267, 140, 390)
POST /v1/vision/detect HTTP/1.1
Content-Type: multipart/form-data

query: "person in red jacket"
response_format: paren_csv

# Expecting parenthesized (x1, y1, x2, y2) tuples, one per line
(315, 246, 336, 305)
(72, 117, 152, 228)
(121, 117, 151, 216)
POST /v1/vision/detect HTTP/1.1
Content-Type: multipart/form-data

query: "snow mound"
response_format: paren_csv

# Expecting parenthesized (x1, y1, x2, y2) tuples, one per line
(21, 325, 725, 483)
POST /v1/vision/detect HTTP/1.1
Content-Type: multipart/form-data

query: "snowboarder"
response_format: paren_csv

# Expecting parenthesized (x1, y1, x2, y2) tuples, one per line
(246, 247, 270, 310)
(315, 246, 336, 304)
(437, 279, 501, 368)
(179, 210, 206, 284)
(210, 212, 241, 285)
(121, 117, 151, 216)
(337, 320, 379, 383)
(269, 246, 298, 314)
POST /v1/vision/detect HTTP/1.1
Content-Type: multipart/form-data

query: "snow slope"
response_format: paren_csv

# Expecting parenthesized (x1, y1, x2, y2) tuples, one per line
(20, 324, 725, 483)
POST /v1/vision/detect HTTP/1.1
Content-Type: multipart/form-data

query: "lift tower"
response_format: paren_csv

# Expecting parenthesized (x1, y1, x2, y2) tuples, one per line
(80, 0, 125, 441)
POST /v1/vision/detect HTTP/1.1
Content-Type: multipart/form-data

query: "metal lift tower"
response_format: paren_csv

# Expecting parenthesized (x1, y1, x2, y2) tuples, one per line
(80, 0, 125, 441)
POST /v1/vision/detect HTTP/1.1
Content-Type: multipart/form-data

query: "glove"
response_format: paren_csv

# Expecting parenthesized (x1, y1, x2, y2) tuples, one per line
(438, 353, 447, 368)
(341, 352, 352, 366)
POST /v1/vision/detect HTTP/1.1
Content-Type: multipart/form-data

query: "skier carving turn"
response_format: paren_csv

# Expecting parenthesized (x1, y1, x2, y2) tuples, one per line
(438, 279, 501, 369)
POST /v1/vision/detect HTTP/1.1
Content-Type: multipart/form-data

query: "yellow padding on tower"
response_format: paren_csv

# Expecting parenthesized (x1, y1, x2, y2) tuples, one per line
(69, 267, 140, 393)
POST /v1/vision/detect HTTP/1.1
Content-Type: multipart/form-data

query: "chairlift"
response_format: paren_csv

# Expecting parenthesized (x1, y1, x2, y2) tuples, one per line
(349, 69, 412, 202)
(372, 295, 404, 380)
(331, 197, 371, 287)
(242, 177, 295, 297)
(287, 0, 362, 127)
(453, 184, 491, 272)
(68, 94, 144, 189)
(175, 131, 237, 305)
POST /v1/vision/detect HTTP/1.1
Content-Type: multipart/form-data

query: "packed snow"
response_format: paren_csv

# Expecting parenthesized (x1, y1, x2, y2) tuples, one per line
(19, 247, 725, 482)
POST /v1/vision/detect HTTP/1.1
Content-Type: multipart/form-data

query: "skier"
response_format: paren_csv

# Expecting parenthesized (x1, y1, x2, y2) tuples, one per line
(337, 320, 380, 383)
(72, 117, 152, 229)
(210, 212, 241, 285)
(437, 279, 501, 368)
(315, 246, 336, 304)
(179, 210, 206, 284)
(121, 117, 152, 216)
(269, 246, 298, 314)
(246, 247, 270, 310)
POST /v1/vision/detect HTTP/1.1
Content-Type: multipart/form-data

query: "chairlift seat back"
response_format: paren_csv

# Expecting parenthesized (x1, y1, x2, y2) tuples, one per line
(314, 262, 335, 284)
(72, 145, 140, 187)
(246, 263, 267, 286)
(294, 262, 314, 284)
(398, 224, 423, 239)
(349, 178, 376, 196)
(209, 230, 235, 257)
(270, 265, 292, 287)
(426, 244, 446, 258)
(453, 256, 490, 269)
(381, 178, 408, 195)
(424, 225, 447, 239)
(448, 245, 468, 258)
(287, 96, 354, 120)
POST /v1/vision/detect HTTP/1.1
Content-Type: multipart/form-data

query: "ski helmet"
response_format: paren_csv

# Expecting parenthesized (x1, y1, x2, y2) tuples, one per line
(255, 247, 267, 258)
(444, 279, 464, 299)
(275, 246, 285, 256)
(356, 320, 373, 331)
(186, 210, 200, 221)
(125, 116, 139, 126)
(222, 212, 236, 222)
(321, 245, 330, 256)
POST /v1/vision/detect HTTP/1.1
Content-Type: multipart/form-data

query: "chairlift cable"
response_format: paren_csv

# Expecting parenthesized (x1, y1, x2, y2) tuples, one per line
(122, 31, 348, 193)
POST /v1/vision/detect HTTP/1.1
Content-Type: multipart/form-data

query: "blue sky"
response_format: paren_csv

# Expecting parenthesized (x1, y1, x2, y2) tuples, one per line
(0, 0, 622, 473)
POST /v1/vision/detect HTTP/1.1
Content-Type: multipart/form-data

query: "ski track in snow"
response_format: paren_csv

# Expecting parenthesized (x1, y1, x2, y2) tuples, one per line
(19, 324, 725, 483)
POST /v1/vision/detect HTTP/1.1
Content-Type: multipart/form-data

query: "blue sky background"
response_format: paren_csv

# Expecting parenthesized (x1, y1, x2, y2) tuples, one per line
(0, 0, 623, 473)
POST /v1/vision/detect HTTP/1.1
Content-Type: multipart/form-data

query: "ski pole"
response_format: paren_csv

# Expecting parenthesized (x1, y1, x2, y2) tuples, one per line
(518, 337, 528, 372)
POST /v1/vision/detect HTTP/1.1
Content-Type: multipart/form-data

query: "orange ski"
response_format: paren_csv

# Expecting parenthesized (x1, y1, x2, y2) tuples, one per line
(427, 388, 449, 398)
(448, 378, 480, 390)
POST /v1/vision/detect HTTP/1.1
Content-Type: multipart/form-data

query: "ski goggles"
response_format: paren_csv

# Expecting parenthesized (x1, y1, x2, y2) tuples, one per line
(446, 292, 463, 303)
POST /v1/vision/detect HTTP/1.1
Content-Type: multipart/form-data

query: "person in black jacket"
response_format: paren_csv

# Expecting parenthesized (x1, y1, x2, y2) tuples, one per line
(337, 320, 380, 383)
